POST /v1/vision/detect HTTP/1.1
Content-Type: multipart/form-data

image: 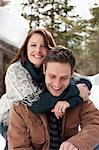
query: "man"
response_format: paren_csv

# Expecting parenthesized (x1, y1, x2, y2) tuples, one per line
(8, 46, 99, 150)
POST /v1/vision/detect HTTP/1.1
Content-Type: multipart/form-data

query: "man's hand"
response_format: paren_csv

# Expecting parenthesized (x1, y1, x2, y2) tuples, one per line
(51, 101, 70, 119)
(77, 83, 91, 101)
(59, 141, 78, 150)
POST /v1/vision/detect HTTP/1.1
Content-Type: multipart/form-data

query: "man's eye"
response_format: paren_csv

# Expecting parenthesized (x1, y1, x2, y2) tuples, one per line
(62, 77, 70, 80)
(49, 75, 55, 78)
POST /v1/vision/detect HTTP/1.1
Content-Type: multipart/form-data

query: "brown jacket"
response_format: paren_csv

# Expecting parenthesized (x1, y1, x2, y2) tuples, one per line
(8, 100, 99, 150)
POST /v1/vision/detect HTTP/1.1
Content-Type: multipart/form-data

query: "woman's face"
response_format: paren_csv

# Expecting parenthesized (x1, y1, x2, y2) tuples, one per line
(27, 33, 49, 68)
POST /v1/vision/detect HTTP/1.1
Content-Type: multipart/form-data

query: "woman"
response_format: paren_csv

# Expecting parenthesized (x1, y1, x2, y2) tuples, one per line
(0, 28, 91, 135)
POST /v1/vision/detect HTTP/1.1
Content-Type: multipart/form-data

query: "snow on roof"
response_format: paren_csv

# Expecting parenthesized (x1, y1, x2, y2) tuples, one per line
(0, 7, 29, 48)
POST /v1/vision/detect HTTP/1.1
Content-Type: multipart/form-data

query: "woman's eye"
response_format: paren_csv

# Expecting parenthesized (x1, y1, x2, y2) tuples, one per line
(42, 45, 46, 48)
(30, 44, 36, 47)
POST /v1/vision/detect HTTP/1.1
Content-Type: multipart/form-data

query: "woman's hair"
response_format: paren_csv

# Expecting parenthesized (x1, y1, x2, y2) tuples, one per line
(10, 28, 56, 64)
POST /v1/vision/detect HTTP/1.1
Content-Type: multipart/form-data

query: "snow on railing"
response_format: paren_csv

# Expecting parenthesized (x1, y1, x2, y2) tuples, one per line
(74, 73, 99, 109)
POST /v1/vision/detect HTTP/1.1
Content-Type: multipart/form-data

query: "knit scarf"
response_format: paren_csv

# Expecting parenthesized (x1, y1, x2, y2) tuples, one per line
(22, 59, 44, 86)
(21, 60, 45, 106)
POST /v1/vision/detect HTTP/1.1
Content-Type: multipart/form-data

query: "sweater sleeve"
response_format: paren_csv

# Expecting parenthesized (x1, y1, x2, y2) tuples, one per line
(0, 61, 42, 116)
(29, 82, 82, 113)
(0, 61, 91, 116)
(0, 62, 79, 119)
(29, 78, 92, 113)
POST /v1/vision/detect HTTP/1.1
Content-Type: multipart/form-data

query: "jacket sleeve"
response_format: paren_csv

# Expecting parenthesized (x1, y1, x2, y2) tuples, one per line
(8, 103, 33, 150)
(0, 61, 80, 120)
(67, 101, 99, 150)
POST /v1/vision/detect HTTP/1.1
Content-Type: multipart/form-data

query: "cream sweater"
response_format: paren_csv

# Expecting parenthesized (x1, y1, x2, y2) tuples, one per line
(0, 61, 42, 125)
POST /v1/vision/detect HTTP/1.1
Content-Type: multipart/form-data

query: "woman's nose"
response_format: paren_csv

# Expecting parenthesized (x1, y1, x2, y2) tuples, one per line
(35, 46, 41, 53)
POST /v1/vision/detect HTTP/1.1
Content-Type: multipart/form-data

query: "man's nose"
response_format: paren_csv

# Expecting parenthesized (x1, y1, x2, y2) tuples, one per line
(53, 79, 61, 87)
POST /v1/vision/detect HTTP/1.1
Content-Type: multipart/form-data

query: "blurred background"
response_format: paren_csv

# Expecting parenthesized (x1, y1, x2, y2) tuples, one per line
(0, 0, 99, 97)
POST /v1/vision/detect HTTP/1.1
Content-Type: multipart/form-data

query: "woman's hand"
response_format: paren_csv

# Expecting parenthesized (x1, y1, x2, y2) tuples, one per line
(51, 101, 70, 119)
(77, 83, 91, 101)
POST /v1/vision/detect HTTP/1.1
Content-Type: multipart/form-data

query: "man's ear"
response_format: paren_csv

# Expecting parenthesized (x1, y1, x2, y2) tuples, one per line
(43, 64, 45, 74)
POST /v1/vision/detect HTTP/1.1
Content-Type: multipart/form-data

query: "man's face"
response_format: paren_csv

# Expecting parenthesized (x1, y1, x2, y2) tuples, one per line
(44, 62, 72, 96)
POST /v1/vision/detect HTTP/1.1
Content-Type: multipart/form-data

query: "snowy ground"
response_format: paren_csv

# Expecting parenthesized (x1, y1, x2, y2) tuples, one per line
(0, 134, 6, 150)
(84, 74, 99, 109)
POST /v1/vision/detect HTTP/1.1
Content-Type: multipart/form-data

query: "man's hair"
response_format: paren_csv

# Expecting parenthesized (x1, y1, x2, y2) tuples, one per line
(44, 45, 75, 74)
